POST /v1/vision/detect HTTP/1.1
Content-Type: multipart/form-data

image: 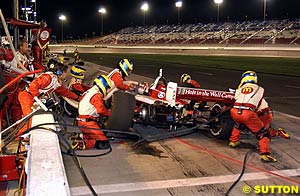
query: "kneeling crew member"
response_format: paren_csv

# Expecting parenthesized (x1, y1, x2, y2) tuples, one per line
(75, 75, 112, 150)
(69, 65, 90, 94)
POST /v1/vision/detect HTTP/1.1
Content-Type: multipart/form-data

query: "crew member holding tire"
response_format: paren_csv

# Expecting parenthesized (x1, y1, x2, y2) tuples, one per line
(74, 75, 112, 150)
(229, 71, 276, 162)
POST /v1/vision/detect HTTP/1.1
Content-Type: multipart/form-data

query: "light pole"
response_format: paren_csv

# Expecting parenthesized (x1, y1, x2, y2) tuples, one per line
(175, 1, 182, 25)
(31, 0, 37, 23)
(263, 0, 267, 21)
(214, 0, 223, 23)
(141, 2, 149, 26)
(98, 7, 106, 36)
(59, 15, 66, 42)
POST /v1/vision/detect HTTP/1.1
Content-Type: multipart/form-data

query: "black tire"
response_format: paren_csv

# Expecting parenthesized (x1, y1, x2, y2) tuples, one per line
(60, 98, 78, 118)
(105, 91, 136, 131)
(210, 109, 234, 140)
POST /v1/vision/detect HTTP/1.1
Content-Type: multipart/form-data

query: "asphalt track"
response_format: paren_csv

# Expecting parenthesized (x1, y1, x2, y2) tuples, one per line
(62, 57, 300, 196)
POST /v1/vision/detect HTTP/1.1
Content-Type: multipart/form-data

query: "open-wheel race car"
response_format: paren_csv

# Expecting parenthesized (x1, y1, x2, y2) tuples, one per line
(100, 68, 236, 141)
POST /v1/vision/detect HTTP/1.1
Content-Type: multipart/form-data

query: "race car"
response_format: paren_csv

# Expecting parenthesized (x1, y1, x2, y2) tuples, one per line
(103, 68, 236, 140)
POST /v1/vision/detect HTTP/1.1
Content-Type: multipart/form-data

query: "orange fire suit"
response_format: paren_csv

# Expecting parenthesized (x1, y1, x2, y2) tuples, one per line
(229, 83, 271, 155)
(77, 85, 111, 149)
(18, 72, 78, 135)
(256, 98, 280, 137)
(108, 69, 130, 90)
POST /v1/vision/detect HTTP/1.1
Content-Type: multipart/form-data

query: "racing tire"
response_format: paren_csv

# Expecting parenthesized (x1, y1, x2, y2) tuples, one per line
(105, 91, 136, 131)
(60, 98, 78, 118)
(210, 109, 234, 140)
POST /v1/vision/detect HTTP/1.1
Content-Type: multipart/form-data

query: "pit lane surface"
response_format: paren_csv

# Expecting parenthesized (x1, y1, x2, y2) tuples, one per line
(63, 61, 300, 196)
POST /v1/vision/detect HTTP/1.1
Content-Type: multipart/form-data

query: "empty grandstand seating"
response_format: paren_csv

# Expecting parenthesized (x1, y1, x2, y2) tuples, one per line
(73, 19, 300, 46)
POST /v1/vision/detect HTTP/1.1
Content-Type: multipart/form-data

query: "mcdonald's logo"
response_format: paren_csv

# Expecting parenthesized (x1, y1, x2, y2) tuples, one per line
(241, 87, 254, 94)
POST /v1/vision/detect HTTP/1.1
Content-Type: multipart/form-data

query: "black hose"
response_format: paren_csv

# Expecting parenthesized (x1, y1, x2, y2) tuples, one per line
(24, 125, 99, 196)
(225, 149, 254, 196)
(61, 146, 112, 158)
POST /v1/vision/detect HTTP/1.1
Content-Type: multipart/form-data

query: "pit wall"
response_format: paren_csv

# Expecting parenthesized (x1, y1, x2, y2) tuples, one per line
(49, 45, 300, 58)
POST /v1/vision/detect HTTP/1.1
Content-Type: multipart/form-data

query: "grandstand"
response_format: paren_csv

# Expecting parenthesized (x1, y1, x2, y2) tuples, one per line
(75, 20, 300, 46)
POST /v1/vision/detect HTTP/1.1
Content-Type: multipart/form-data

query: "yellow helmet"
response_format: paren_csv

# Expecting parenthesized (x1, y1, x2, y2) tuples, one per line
(238, 70, 258, 88)
(94, 75, 112, 97)
(180, 73, 191, 83)
(70, 65, 86, 79)
(119, 58, 134, 77)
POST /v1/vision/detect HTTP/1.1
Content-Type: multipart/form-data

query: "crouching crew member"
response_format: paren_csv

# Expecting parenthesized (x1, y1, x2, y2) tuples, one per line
(74, 75, 112, 150)
(18, 62, 79, 136)
(69, 65, 90, 94)
(179, 73, 206, 110)
(229, 71, 276, 162)
(179, 73, 200, 88)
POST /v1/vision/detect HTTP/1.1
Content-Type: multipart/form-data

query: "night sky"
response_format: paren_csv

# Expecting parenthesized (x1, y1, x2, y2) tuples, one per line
(1, 0, 300, 40)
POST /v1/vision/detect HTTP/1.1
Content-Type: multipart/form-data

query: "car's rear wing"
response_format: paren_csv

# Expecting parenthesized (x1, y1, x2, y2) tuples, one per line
(176, 86, 235, 104)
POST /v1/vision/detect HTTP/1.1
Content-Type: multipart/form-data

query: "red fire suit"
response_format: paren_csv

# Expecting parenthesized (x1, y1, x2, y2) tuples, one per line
(77, 85, 110, 149)
(69, 77, 90, 93)
(229, 83, 271, 155)
(18, 72, 78, 135)
(2, 51, 32, 123)
(71, 83, 90, 93)
(108, 69, 130, 90)
(186, 79, 200, 88)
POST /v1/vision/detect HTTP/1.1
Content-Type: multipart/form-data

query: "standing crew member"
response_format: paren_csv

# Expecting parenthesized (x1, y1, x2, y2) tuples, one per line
(229, 71, 277, 162)
(74, 75, 112, 150)
(73, 47, 80, 63)
(15, 39, 32, 71)
(18, 62, 79, 135)
(107, 58, 135, 91)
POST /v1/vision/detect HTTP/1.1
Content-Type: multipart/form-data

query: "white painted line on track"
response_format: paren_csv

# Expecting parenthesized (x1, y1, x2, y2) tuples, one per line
(265, 96, 300, 99)
(98, 69, 109, 74)
(292, 136, 300, 142)
(285, 85, 300, 89)
(70, 168, 300, 195)
(273, 111, 300, 120)
(195, 71, 214, 76)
